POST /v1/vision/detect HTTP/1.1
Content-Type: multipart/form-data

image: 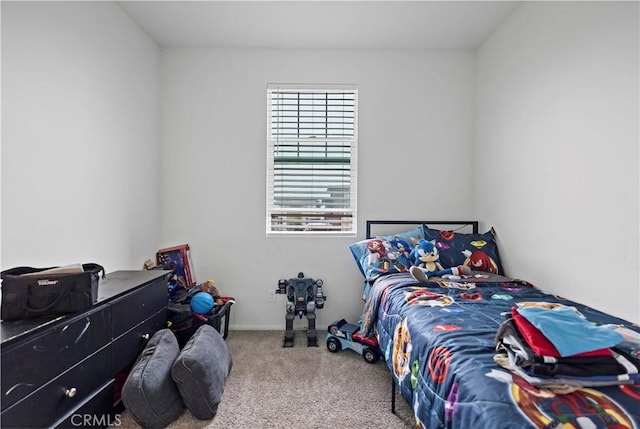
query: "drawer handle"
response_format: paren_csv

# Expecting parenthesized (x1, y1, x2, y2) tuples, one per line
(65, 387, 77, 398)
(142, 333, 150, 340)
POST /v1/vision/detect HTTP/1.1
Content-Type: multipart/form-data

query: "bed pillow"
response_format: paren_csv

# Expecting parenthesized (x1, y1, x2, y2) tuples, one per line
(349, 226, 423, 281)
(121, 329, 184, 429)
(171, 324, 233, 420)
(422, 225, 504, 275)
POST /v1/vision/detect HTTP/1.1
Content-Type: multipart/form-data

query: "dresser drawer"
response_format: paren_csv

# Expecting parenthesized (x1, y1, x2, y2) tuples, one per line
(111, 277, 166, 338)
(1, 308, 110, 410)
(53, 380, 115, 429)
(112, 308, 167, 375)
(1, 345, 111, 429)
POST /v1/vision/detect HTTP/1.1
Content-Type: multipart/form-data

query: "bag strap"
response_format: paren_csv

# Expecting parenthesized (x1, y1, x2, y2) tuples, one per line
(2, 264, 106, 280)
(1, 266, 57, 279)
(82, 263, 106, 279)
(23, 281, 74, 314)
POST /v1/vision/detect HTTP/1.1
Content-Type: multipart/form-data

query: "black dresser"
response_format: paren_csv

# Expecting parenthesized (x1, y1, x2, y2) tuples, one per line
(0, 270, 171, 428)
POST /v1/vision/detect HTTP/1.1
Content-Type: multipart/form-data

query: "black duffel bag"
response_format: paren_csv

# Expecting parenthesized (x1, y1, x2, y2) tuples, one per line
(0, 263, 105, 321)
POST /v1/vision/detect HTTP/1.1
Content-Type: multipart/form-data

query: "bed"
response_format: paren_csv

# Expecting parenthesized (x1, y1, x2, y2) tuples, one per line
(350, 220, 640, 428)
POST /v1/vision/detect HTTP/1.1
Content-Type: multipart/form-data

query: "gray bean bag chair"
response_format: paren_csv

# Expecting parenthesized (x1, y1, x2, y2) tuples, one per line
(171, 324, 233, 420)
(121, 329, 184, 429)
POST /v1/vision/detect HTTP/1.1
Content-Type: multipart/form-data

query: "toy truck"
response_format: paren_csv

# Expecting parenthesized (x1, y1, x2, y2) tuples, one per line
(326, 319, 380, 364)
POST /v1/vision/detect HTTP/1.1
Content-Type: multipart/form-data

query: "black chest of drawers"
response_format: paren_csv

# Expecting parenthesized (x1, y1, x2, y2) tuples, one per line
(0, 270, 171, 428)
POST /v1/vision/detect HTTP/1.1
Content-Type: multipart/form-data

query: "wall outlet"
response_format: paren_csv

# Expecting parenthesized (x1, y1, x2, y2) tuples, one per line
(269, 290, 276, 303)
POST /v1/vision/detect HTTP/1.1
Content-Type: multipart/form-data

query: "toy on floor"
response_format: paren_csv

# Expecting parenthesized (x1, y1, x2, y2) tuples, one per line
(326, 319, 379, 364)
(275, 272, 326, 347)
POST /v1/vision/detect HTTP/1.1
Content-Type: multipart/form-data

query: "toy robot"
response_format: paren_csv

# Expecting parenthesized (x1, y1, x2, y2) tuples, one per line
(276, 272, 326, 347)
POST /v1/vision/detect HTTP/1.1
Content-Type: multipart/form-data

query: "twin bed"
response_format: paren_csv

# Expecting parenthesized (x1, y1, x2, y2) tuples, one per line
(350, 220, 640, 428)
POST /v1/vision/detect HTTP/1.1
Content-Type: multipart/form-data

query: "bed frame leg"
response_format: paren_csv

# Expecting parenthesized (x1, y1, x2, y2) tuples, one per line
(391, 375, 396, 414)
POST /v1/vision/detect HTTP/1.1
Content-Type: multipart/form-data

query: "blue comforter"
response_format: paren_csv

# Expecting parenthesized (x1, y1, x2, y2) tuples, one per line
(361, 272, 640, 428)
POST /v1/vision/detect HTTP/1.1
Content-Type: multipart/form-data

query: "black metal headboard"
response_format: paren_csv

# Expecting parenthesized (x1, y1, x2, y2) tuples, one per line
(366, 220, 479, 239)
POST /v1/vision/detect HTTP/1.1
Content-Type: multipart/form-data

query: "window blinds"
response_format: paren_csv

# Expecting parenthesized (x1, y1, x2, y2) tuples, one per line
(267, 85, 358, 235)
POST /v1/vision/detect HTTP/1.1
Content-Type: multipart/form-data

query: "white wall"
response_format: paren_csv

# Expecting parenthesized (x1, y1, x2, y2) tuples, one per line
(475, 1, 640, 322)
(5, 1, 636, 330)
(160, 49, 475, 329)
(1, 1, 162, 270)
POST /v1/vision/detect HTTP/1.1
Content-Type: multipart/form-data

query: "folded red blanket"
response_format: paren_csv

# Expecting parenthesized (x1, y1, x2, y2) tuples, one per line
(511, 306, 612, 358)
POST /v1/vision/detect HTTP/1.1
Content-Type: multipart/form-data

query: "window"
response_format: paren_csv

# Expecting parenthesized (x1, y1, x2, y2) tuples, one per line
(266, 84, 358, 235)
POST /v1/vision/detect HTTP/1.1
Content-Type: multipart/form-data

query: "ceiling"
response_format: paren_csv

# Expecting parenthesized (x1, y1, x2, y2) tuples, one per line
(117, 1, 521, 50)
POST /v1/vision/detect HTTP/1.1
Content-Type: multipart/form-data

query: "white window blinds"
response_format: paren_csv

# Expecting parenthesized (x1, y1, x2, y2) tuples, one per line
(266, 85, 358, 235)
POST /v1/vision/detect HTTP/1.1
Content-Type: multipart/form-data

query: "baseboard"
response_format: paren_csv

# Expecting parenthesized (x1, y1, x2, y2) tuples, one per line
(229, 324, 330, 331)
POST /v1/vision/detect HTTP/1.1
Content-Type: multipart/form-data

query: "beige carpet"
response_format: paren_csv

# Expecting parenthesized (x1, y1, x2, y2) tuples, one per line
(117, 330, 413, 428)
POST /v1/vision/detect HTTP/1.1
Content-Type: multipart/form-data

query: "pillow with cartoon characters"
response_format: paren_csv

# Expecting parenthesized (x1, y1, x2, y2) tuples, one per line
(349, 226, 423, 281)
(422, 225, 504, 275)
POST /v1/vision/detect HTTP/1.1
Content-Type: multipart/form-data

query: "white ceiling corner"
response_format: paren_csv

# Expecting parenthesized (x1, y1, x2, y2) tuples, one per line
(116, 0, 522, 50)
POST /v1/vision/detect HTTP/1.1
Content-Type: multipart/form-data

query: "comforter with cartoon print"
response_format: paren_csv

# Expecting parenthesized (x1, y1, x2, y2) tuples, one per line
(361, 272, 640, 428)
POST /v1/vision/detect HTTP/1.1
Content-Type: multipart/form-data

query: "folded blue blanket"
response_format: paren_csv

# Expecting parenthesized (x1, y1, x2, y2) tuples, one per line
(518, 306, 624, 357)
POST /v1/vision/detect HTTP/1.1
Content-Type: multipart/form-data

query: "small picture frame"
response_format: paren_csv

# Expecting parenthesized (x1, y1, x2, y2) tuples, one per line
(156, 244, 196, 288)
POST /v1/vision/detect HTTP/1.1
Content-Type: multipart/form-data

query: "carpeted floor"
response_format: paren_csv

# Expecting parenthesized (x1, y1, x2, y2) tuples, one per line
(117, 330, 413, 428)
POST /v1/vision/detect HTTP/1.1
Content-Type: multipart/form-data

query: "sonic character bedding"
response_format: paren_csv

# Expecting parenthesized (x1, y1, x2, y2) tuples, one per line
(351, 221, 640, 428)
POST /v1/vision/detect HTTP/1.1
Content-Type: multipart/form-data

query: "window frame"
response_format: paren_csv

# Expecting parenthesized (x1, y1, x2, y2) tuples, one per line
(266, 84, 358, 236)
